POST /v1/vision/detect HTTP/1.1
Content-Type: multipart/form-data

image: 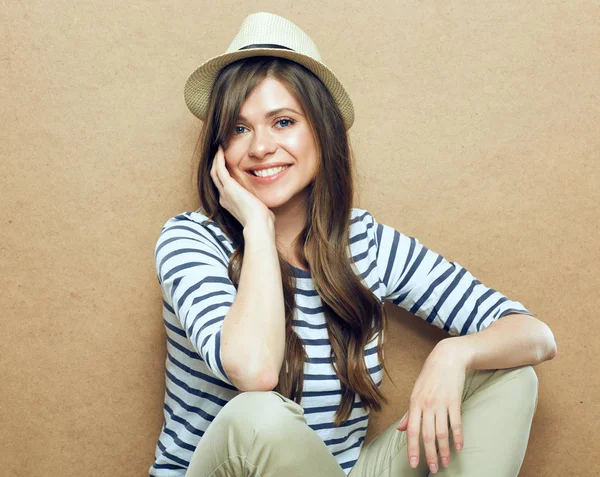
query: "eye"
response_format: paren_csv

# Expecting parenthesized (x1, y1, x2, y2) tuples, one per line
(232, 118, 295, 136)
(277, 118, 295, 128)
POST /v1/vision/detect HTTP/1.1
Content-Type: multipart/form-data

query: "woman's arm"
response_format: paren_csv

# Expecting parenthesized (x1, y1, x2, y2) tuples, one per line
(435, 312, 557, 369)
(221, 218, 286, 392)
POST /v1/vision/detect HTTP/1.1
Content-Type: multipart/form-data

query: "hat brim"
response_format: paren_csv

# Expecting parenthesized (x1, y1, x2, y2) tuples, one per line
(184, 48, 355, 130)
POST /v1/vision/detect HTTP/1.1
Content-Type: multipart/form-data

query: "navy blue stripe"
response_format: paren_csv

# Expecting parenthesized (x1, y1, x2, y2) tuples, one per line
(389, 236, 426, 298)
(295, 287, 319, 297)
(458, 288, 496, 335)
(408, 264, 460, 319)
(192, 303, 229, 333)
(165, 363, 233, 402)
(349, 229, 368, 245)
(292, 266, 312, 278)
(477, 296, 510, 330)
(332, 435, 365, 456)
(164, 318, 187, 338)
(431, 254, 443, 273)
(360, 259, 378, 281)
(156, 234, 202, 259)
(163, 403, 204, 438)
(152, 462, 186, 471)
(375, 221, 383, 264)
(309, 413, 369, 431)
(439, 270, 478, 331)
(304, 400, 365, 414)
(166, 353, 237, 392)
(326, 425, 368, 446)
(163, 299, 175, 314)
(166, 335, 201, 359)
(161, 424, 197, 452)
(214, 329, 230, 383)
(200, 223, 234, 257)
(160, 246, 228, 272)
(175, 276, 231, 313)
(293, 319, 327, 329)
(164, 385, 218, 423)
(498, 308, 534, 318)
(191, 289, 232, 308)
(296, 304, 325, 315)
(152, 437, 189, 468)
(341, 458, 358, 470)
(351, 210, 370, 224)
(157, 224, 204, 247)
(303, 338, 331, 345)
(382, 227, 400, 286)
(201, 333, 211, 368)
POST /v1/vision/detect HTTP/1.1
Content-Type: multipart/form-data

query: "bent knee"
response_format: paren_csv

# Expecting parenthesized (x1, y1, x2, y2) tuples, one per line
(223, 391, 282, 415)
(513, 365, 538, 392)
(218, 391, 302, 430)
(506, 365, 539, 412)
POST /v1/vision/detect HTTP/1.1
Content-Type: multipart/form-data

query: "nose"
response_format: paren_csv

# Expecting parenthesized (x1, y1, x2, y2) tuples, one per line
(248, 126, 277, 159)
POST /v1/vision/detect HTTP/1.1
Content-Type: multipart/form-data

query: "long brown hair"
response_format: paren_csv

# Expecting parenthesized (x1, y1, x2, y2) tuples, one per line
(194, 56, 391, 426)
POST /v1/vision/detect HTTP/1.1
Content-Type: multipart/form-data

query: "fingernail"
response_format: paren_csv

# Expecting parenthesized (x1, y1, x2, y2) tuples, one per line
(430, 463, 438, 473)
(442, 457, 449, 467)
(457, 443, 463, 451)
(410, 457, 418, 468)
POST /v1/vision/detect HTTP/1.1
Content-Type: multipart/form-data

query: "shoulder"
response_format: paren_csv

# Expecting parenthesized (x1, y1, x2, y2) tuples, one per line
(156, 208, 234, 256)
(350, 207, 376, 227)
(349, 207, 379, 247)
(348, 208, 412, 256)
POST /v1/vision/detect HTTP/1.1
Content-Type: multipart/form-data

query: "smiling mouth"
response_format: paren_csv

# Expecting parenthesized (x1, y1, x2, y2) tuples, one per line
(247, 165, 291, 178)
(246, 164, 292, 183)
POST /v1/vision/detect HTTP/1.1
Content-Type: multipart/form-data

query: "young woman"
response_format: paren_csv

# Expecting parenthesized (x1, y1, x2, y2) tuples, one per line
(149, 12, 556, 477)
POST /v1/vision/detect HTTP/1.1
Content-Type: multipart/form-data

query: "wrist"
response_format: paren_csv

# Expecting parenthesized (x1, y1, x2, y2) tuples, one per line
(434, 336, 473, 370)
(243, 219, 276, 244)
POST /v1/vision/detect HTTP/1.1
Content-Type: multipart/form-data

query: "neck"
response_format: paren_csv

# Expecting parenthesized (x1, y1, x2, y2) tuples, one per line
(270, 193, 310, 264)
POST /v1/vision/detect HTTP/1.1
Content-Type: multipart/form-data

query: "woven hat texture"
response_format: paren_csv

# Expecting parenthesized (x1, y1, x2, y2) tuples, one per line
(184, 12, 355, 130)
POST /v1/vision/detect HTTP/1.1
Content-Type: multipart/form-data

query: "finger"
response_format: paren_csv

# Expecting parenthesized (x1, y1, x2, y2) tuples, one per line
(422, 411, 438, 474)
(448, 403, 464, 452)
(215, 146, 231, 183)
(435, 409, 451, 468)
(406, 407, 421, 468)
(396, 412, 409, 431)
(210, 149, 222, 192)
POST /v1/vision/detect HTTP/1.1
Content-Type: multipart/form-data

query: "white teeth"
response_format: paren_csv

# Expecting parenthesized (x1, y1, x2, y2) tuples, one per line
(252, 165, 289, 177)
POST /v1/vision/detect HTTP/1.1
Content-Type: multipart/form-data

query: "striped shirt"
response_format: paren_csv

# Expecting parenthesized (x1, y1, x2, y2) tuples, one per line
(149, 207, 534, 476)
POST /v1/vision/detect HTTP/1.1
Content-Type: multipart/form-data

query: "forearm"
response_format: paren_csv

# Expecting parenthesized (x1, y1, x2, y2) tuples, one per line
(437, 313, 557, 370)
(221, 219, 285, 391)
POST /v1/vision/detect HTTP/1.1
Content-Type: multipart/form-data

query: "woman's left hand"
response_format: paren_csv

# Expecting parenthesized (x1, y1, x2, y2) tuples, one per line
(396, 340, 469, 474)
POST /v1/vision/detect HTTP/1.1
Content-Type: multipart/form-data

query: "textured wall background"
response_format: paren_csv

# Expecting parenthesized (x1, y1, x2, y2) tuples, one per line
(1, 1, 598, 475)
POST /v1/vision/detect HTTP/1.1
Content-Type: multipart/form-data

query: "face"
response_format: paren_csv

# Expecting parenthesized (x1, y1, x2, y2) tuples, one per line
(222, 76, 320, 214)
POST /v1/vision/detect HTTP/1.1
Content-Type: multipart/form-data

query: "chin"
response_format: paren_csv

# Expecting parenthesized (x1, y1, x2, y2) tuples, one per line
(254, 191, 294, 210)
(261, 198, 290, 210)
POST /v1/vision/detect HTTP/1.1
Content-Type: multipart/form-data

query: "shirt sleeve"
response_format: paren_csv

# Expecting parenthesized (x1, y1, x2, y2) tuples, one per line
(371, 213, 535, 336)
(154, 216, 236, 386)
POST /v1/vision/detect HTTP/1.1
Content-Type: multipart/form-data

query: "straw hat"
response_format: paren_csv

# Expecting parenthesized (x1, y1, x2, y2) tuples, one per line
(183, 12, 355, 130)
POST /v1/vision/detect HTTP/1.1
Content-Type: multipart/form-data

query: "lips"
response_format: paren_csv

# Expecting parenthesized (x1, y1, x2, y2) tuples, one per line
(246, 163, 293, 173)
(246, 164, 292, 184)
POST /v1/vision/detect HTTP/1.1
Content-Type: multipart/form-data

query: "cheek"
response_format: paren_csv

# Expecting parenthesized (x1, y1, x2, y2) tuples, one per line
(222, 156, 239, 175)
(282, 129, 314, 153)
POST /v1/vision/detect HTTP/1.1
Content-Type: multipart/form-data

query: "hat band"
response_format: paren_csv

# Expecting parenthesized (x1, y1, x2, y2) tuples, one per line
(239, 43, 295, 51)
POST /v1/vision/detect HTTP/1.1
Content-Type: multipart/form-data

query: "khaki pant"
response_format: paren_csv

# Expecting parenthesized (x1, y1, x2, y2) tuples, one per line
(186, 365, 538, 477)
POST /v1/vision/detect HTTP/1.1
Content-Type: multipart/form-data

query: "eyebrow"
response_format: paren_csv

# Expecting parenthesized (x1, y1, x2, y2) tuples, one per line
(237, 107, 302, 122)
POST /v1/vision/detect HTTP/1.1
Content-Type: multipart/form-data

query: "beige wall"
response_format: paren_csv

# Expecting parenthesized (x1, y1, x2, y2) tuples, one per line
(1, 2, 597, 475)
